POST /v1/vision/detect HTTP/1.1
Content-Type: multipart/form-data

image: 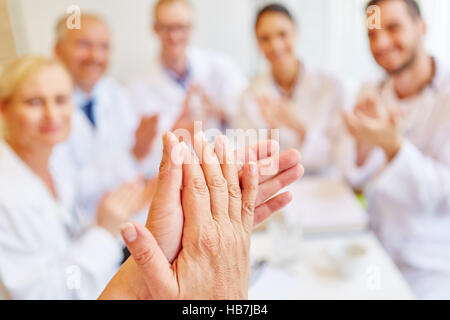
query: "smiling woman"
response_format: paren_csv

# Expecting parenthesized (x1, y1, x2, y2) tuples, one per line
(0, 57, 73, 146)
(0, 56, 146, 299)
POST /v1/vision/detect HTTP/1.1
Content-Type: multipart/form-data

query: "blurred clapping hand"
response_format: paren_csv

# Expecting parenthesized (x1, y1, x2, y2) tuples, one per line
(96, 177, 150, 236)
(343, 94, 403, 164)
(256, 95, 306, 143)
(133, 115, 159, 162)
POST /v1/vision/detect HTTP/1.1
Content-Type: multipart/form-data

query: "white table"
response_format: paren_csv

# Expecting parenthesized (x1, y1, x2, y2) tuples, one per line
(283, 177, 369, 234)
(249, 231, 415, 300)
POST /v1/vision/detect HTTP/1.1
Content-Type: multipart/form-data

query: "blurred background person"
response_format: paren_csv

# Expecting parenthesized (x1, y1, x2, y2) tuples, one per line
(127, 0, 248, 178)
(0, 56, 143, 299)
(53, 13, 155, 217)
(341, 0, 450, 299)
(238, 3, 344, 175)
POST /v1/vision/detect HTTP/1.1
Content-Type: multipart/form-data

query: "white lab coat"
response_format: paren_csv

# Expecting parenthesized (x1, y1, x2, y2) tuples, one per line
(52, 77, 140, 217)
(127, 46, 248, 178)
(0, 142, 123, 300)
(341, 59, 450, 299)
(238, 65, 344, 175)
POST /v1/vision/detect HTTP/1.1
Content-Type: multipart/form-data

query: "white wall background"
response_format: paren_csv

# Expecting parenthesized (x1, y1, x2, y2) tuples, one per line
(6, 0, 450, 98)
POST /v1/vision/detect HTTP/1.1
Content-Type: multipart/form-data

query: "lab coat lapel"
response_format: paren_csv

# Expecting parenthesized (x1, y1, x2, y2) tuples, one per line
(69, 109, 96, 165)
(94, 83, 114, 147)
(0, 142, 73, 230)
(152, 59, 186, 102)
(151, 58, 188, 132)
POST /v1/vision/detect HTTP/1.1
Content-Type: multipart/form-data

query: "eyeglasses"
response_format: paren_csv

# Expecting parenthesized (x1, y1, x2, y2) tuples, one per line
(155, 23, 192, 34)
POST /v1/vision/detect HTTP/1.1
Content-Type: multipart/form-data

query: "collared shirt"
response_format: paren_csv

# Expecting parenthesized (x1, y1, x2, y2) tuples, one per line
(74, 85, 98, 125)
(0, 142, 122, 299)
(52, 77, 139, 217)
(127, 46, 248, 178)
(340, 58, 450, 299)
(238, 63, 344, 175)
(165, 63, 192, 90)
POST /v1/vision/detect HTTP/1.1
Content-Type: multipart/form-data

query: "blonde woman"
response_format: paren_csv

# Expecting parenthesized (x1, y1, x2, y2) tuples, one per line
(0, 56, 144, 299)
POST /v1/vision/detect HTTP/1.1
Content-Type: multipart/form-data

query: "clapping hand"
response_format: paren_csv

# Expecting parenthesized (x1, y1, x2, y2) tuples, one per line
(343, 95, 403, 162)
(99, 132, 303, 299)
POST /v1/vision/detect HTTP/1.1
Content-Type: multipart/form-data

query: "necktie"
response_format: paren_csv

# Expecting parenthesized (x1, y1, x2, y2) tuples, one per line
(82, 99, 96, 128)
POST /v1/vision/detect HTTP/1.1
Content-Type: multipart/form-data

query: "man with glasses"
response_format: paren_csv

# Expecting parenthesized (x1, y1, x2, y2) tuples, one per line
(128, 0, 247, 178)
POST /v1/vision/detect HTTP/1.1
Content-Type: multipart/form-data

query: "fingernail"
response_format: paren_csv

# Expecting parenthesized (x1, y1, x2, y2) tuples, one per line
(120, 222, 137, 243)
(167, 131, 179, 145)
(249, 162, 257, 176)
(172, 142, 185, 165)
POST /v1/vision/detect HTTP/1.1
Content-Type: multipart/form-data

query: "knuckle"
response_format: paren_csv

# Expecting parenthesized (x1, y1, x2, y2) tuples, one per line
(199, 229, 220, 253)
(132, 247, 157, 267)
(209, 175, 227, 190)
(242, 200, 256, 216)
(191, 177, 209, 196)
(228, 183, 242, 200)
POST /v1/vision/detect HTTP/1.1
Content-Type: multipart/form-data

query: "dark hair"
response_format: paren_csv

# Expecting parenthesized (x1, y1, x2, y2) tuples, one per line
(255, 3, 296, 29)
(366, 0, 421, 19)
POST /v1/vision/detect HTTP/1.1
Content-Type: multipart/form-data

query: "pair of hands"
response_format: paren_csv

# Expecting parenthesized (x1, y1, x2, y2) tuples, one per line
(342, 95, 403, 164)
(133, 105, 195, 163)
(256, 95, 306, 143)
(186, 84, 227, 122)
(170, 84, 227, 144)
(133, 84, 226, 162)
(99, 132, 303, 299)
(96, 178, 153, 236)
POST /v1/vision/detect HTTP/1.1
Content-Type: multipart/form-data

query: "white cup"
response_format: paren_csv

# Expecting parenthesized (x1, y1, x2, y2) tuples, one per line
(324, 242, 368, 278)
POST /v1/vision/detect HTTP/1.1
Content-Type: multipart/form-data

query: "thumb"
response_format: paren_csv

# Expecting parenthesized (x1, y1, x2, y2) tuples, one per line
(146, 132, 186, 261)
(121, 222, 177, 298)
(149, 132, 184, 209)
